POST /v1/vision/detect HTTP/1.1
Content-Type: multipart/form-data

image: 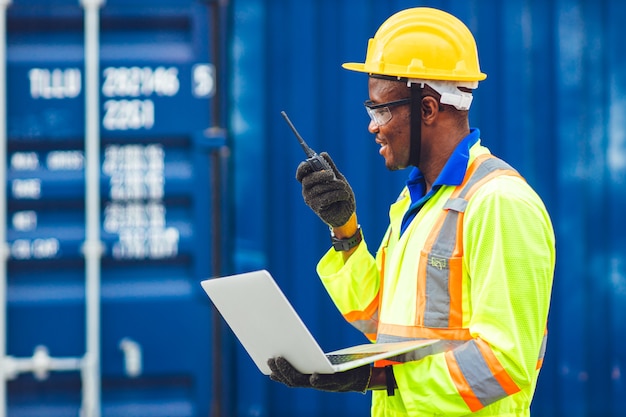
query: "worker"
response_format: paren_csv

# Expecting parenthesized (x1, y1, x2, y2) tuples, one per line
(268, 7, 556, 417)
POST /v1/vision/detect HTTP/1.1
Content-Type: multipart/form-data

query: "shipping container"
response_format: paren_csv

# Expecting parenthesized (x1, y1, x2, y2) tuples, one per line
(1, 0, 625, 416)
(231, 1, 626, 417)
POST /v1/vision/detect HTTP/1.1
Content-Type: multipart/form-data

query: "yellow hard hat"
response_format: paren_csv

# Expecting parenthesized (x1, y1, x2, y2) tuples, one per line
(343, 7, 487, 82)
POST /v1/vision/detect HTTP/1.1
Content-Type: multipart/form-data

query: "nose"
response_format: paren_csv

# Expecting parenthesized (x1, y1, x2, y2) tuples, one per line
(368, 119, 379, 134)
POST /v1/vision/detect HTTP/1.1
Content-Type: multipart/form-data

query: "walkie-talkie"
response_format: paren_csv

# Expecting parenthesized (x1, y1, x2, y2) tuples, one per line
(281, 111, 333, 172)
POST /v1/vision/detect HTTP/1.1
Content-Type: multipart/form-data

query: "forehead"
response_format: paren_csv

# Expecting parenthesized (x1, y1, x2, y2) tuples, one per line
(368, 77, 408, 101)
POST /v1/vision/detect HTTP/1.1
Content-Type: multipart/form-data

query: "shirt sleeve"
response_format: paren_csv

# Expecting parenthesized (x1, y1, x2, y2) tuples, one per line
(317, 238, 382, 341)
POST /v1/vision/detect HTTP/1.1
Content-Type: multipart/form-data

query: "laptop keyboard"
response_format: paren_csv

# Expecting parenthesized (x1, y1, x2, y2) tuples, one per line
(326, 352, 385, 365)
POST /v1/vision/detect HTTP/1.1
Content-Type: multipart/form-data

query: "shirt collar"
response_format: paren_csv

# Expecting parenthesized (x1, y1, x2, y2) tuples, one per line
(406, 127, 481, 200)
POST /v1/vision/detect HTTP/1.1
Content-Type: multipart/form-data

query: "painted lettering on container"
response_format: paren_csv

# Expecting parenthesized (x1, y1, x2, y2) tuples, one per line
(192, 64, 215, 98)
(102, 144, 179, 260)
(27, 65, 214, 131)
(102, 66, 180, 98)
(28, 68, 81, 99)
(11, 238, 60, 260)
(12, 211, 37, 232)
(101, 66, 178, 131)
(103, 99, 155, 131)
(12, 179, 41, 199)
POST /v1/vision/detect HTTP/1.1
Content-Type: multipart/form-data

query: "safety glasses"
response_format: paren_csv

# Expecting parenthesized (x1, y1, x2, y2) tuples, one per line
(363, 98, 411, 126)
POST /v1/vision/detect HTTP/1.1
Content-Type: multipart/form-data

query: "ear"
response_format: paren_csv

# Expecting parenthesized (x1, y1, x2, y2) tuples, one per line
(421, 96, 440, 124)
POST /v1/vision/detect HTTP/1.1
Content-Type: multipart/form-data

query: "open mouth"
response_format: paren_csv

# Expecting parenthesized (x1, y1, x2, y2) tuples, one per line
(376, 138, 387, 155)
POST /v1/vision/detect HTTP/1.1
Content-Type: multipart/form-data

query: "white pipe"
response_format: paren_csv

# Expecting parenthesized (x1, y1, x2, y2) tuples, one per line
(80, 0, 105, 416)
(0, 2, 108, 416)
(0, 2, 12, 417)
(3, 346, 82, 381)
(0, 2, 94, 416)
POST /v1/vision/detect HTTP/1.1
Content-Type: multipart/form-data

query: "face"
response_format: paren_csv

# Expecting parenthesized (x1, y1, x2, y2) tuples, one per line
(367, 77, 412, 170)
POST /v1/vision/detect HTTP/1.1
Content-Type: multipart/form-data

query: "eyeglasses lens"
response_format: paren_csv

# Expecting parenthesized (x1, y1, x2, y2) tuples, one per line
(365, 106, 392, 126)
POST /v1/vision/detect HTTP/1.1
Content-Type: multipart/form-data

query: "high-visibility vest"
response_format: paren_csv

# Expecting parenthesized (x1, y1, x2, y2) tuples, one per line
(317, 144, 555, 416)
(373, 154, 546, 369)
(371, 154, 547, 411)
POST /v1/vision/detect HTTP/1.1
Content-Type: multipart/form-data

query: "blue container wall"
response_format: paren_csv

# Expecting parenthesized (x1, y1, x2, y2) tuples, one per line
(230, 1, 626, 417)
(5, 0, 228, 416)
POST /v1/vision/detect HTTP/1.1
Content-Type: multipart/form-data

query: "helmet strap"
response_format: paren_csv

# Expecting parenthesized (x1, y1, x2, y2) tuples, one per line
(408, 83, 424, 167)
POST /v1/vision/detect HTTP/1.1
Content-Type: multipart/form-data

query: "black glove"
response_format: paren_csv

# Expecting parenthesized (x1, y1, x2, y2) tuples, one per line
(267, 356, 371, 393)
(267, 357, 312, 388)
(295, 152, 355, 227)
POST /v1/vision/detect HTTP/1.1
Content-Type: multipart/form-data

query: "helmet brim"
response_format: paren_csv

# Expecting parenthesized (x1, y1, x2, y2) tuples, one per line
(342, 61, 487, 82)
(342, 62, 367, 73)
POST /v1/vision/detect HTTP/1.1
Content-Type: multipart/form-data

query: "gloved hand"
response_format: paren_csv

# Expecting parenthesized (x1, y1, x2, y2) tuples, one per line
(267, 356, 372, 393)
(267, 357, 312, 388)
(295, 152, 356, 227)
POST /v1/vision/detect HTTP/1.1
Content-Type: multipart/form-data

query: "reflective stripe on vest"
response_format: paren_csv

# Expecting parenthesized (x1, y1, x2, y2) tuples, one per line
(377, 154, 519, 345)
(421, 154, 519, 329)
(445, 338, 521, 412)
(374, 155, 525, 360)
(374, 155, 551, 409)
(537, 327, 548, 370)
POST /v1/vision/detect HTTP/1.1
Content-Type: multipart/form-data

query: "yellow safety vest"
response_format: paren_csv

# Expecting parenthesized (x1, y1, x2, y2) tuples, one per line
(317, 143, 555, 417)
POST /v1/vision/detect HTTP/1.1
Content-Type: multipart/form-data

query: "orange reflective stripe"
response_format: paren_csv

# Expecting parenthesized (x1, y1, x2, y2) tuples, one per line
(421, 204, 449, 250)
(446, 339, 519, 410)
(536, 327, 548, 369)
(445, 350, 483, 412)
(343, 294, 379, 340)
(415, 248, 428, 326)
(419, 208, 459, 328)
(343, 294, 379, 323)
(448, 210, 464, 327)
(474, 339, 520, 396)
(463, 169, 523, 201)
(374, 358, 402, 368)
(417, 211, 448, 326)
(536, 358, 544, 370)
(450, 153, 493, 198)
(378, 322, 472, 340)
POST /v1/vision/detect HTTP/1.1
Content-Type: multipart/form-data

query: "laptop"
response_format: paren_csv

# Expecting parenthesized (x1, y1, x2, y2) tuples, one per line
(201, 269, 438, 375)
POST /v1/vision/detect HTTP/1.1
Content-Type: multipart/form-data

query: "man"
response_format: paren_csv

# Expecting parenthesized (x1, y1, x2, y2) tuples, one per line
(268, 7, 555, 417)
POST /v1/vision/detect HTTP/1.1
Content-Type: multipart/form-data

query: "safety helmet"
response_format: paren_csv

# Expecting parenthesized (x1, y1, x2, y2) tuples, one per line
(344, 7, 487, 167)
(343, 7, 486, 83)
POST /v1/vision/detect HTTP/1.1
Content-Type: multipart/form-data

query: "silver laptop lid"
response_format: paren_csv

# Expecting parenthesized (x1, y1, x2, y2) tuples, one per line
(201, 270, 336, 374)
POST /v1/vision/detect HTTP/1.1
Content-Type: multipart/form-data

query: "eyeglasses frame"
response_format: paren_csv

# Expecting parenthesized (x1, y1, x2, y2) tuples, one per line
(363, 98, 411, 126)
